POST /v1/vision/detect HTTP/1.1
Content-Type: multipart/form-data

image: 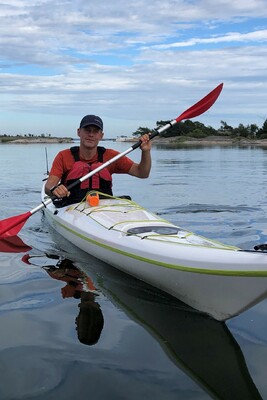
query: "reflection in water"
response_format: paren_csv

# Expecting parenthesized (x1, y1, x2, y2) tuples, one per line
(75, 292, 104, 346)
(0, 235, 32, 253)
(22, 253, 262, 399)
(83, 262, 263, 400)
(23, 254, 104, 346)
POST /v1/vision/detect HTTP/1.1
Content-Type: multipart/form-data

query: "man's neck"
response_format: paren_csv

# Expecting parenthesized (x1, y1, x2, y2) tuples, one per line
(79, 146, 98, 161)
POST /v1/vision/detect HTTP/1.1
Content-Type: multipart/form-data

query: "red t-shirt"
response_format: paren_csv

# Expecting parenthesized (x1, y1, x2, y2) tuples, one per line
(49, 147, 134, 178)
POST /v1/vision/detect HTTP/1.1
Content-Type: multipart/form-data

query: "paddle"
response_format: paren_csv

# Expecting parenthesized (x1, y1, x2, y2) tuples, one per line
(0, 83, 223, 239)
(0, 236, 32, 253)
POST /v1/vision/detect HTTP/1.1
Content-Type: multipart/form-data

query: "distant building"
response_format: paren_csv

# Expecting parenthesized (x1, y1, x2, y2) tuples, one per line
(115, 135, 138, 142)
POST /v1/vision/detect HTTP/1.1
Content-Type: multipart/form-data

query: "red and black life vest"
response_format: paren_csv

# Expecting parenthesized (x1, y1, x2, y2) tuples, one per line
(54, 146, 113, 207)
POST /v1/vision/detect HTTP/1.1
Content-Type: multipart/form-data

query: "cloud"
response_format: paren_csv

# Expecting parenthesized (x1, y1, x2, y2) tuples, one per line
(0, 0, 267, 136)
(146, 30, 267, 49)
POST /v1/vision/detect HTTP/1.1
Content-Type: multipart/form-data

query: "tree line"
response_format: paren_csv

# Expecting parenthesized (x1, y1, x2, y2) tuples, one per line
(132, 119, 267, 139)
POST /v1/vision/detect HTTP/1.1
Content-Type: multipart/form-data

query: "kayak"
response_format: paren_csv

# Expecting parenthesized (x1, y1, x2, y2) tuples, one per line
(41, 187, 267, 321)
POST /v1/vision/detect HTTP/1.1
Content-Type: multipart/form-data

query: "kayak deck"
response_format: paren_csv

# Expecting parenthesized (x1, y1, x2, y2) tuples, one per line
(67, 197, 238, 251)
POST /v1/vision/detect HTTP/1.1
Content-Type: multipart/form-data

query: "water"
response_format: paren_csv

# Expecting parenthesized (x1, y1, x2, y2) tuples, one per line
(0, 142, 267, 399)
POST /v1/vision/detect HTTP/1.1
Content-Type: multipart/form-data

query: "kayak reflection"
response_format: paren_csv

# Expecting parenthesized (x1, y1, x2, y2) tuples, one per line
(83, 263, 262, 400)
(23, 254, 104, 346)
(22, 253, 262, 399)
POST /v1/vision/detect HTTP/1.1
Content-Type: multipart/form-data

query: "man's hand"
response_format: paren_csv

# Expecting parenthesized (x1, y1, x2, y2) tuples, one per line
(50, 184, 70, 198)
(139, 133, 151, 152)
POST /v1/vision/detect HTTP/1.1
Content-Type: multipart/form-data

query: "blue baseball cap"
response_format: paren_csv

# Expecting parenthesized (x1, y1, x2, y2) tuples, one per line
(79, 115, 103, 130)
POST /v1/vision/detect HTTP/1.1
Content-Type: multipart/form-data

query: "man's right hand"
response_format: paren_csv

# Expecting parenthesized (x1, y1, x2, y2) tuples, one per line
(50, 184, 70, 198)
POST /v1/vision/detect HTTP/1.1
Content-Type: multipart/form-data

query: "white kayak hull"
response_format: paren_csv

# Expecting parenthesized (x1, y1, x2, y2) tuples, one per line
(42, 189, 267, 321)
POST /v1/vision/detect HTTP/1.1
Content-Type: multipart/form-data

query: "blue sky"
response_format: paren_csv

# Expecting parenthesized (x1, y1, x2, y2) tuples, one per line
(0, 0, 267, 138)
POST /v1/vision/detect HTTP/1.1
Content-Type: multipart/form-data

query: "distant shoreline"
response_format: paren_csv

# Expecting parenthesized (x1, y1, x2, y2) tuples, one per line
(0, 136, 114, 144)
(152, 135, 267, 147)
(2, 135, 267, 147)
(0, 137, 73, 144)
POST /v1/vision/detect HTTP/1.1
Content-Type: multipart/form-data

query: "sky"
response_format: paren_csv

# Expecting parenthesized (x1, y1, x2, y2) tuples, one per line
(0, 0, 267, 138)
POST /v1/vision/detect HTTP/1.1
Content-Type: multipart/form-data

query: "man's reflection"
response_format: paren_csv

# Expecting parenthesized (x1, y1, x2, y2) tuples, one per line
(75, 291, 104, 345)
(23, 254, 104, 346)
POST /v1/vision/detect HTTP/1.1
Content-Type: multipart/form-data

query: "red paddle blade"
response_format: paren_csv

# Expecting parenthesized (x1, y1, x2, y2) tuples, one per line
(176, 83, 223, 123)
(0, 236, 32, 253)
(21, 254, 32, 264)
(0, 212, 31, 238)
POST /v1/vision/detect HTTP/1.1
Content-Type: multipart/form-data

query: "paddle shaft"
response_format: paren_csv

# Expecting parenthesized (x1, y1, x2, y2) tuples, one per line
(66, 82, 224, 194)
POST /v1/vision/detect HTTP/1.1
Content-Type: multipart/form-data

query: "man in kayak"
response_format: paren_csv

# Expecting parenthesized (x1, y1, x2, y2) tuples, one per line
(45, 114, 152, 205)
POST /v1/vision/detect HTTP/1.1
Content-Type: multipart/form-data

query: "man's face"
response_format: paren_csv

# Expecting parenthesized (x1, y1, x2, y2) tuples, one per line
(78, 125, 104, 148)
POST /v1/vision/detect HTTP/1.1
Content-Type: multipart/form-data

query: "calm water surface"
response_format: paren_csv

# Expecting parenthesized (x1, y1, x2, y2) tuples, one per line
(0, 142, 267, 399)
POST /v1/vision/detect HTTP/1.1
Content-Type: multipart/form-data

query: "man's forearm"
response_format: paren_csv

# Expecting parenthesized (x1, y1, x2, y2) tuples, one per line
(138, 150, 151, 178)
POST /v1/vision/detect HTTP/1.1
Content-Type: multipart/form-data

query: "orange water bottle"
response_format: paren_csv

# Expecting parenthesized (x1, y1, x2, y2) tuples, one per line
(86, 191, 99, 207)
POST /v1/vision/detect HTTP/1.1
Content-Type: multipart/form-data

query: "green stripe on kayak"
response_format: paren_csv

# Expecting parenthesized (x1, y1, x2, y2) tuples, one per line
(52, 217, 267, 277)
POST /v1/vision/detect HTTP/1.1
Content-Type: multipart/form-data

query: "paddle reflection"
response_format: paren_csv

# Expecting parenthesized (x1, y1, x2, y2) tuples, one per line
(23, 254, 104, 346)
(0, 235, 32, 253)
